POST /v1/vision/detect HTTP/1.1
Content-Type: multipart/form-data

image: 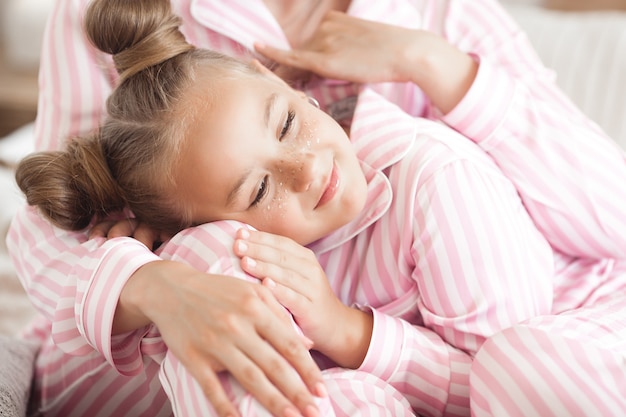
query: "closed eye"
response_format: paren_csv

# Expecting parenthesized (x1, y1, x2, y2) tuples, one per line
(251, 175, 269, 207)
(280, 110, 295, 140)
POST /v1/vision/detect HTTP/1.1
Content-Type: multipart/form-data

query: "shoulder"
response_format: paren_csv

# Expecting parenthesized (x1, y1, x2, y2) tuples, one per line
(386, 118, 506, 195)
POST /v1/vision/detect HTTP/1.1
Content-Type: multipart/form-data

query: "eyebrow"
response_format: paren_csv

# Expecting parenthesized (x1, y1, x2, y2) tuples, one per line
(225, 92, 277, 208)
(265, 92, 278, 128)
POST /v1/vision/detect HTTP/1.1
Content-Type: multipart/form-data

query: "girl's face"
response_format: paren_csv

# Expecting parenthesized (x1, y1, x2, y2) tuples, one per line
(176, 70, 368, 246)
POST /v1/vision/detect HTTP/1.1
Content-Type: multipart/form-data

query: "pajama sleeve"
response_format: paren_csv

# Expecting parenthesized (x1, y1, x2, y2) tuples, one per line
(7, 206, 161, 375)
(358, 125, 557, 417)
(6, 0, 149, 368)
(438, 0, 626, 259)
(35, 0, 114, 152)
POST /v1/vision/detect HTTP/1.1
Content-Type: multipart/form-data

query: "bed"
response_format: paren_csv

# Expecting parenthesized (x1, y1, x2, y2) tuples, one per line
(1, 2, 625, 416)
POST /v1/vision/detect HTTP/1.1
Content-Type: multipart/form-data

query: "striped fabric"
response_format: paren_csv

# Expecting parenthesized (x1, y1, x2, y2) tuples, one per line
(503, 3, 626, 150)
(7, 0, 626, 415)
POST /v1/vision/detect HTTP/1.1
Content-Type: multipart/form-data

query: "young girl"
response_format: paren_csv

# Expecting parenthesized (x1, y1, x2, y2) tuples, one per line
(13, 0, 626, 416)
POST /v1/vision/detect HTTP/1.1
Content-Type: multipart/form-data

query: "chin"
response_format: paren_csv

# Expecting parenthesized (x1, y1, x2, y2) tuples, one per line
(337, 191, 367, 226)
(347, 176, 368, 214)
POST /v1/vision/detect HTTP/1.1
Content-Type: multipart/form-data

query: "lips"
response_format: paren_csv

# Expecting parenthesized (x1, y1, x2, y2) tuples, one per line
(316, 162, 340, 208)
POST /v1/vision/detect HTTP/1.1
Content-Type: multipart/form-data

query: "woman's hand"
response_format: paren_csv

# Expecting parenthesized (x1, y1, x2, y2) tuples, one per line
(233, 228, 373, 369)
(116, 260, 325, 417)
(255, 11, 478, 114)
(89, 218, 172, 250)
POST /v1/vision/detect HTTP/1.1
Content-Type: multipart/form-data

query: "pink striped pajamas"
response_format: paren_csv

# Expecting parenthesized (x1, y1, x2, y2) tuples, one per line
(7, 0, 626, 416)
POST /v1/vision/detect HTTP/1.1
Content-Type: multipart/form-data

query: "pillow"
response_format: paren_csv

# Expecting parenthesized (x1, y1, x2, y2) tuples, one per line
(505, 4, 626, 150)
(0, 336, 38, 417)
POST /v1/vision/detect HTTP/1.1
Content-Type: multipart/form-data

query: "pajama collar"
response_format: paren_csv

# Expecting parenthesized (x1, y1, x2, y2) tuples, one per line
(308, 88, 417, 254)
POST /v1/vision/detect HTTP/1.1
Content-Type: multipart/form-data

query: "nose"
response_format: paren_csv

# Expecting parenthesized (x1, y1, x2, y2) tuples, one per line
(278, 152, 319, 193)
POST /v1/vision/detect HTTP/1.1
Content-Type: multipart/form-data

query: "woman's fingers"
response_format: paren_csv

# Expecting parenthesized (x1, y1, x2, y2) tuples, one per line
(192, 364, 242, 417)
(205, 280, 324, 416)
(131, 222, 164, 249)
(195, 291, 324, 417)
(88, 220, 119, 239)
(216, 341, 319, 417)
(87, 218, 138, 240)
(88, 217, 168, 249)
(144, 261, 324, 416)
(247, 287, 324, 400)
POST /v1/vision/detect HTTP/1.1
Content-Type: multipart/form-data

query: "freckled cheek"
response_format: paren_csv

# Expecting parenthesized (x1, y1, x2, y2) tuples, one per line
(284, 119, 321, 154)
(300, 120, 321, 149)
(256, 183, 290, 222)
(252, 189, 303, 239)
(270, 183, 290, 218)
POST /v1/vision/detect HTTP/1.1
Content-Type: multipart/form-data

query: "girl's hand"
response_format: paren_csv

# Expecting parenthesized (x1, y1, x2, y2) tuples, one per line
(255, 11, 420, 85)
(117, 260, 325, 417)
(233, 229, 373, 369)
(254, 11, 478, 114)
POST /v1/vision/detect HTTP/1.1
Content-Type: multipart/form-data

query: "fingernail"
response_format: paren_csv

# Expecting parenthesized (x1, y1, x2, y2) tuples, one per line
(263, 277, 276, 287)
(315, 382, 328, 398)
(236, 240, 248, 253)
(283, 407, 301, 417)
(305, 405, 320, 417)
(238, 228, 250, 239)
(299, 334, 314, 349)
(244, 256, 256, 268)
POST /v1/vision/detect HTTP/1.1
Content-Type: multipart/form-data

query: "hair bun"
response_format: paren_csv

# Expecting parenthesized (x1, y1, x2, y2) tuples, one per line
(85, 0, 194, 81)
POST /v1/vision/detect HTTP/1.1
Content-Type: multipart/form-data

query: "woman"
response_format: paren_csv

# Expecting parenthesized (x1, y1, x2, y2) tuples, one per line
(10, 0, 626, 416)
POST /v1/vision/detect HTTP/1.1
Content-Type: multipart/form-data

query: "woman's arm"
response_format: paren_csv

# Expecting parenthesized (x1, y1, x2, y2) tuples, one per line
(15, 2, 325, 416)
(35, 0, 113, 151)
(8, 206, 326, 417)
(150, 221, 328, 417)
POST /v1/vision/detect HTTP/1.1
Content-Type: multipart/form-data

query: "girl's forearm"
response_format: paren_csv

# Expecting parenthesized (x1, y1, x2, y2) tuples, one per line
(399, 31, 479, 114)
(318, 306, 374, 369)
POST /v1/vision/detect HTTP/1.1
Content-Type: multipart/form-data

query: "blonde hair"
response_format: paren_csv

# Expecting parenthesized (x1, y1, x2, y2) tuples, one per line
(16, 0, 259, 233)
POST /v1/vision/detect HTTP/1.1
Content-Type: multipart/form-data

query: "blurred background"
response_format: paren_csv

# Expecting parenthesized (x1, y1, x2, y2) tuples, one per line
(0, 0, 52, 138)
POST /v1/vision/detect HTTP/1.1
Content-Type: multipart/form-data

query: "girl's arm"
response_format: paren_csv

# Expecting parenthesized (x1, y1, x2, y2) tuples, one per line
(359, 119, 556, 417)
(253, 11, 476, 115)
(255, 0, 626, 260)
(436, 0, 626, 259)
(234, 117, 557, 416)
(232, 228, 374, 369)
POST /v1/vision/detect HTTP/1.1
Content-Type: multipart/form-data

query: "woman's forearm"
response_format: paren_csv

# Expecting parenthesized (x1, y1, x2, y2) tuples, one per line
(112, 259, 176, 334)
